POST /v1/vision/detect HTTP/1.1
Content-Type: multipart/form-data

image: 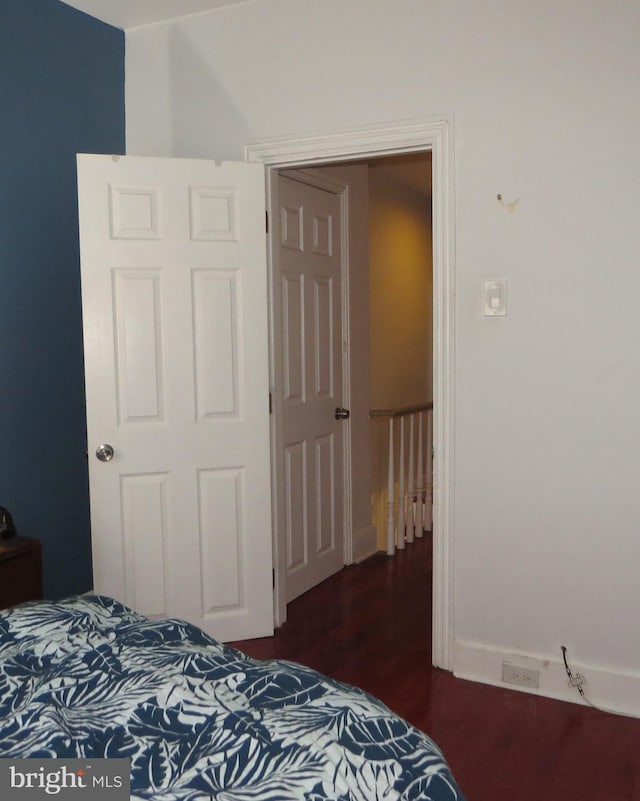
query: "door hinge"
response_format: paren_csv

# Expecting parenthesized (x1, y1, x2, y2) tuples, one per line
(272, 568, 275, 588)
(265, 210, 269, 234)
(269, 391, 272, 414)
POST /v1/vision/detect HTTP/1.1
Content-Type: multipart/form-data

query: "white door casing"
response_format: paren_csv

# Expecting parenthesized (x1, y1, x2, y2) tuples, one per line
(271, 171, 348, 603)
(247, 119, 455, 669)
(77, 154, 274, 642)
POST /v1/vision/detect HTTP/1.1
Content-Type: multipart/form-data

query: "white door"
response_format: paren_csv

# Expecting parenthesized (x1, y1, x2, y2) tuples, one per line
(272, 172, 347, 603)
(77, 154, 273, 642)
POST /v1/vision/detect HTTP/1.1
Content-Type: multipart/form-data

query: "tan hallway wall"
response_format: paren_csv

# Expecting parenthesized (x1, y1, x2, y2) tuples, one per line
(368, 154, 433, 548)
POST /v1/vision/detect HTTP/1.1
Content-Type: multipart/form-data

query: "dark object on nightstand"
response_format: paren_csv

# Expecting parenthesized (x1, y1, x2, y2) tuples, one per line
(0, 506, 16, 540)
(0, 536, 43, 609)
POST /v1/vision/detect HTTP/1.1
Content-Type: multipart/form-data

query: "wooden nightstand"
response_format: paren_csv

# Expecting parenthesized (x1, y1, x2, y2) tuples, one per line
(0, 536, 43, 610)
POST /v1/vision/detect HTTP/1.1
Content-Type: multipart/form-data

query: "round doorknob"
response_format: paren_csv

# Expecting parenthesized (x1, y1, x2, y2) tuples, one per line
(95, 443, 115, 462)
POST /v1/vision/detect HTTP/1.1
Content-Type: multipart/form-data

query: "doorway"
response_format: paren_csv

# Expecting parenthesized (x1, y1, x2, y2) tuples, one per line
(247, 118, 455, 670)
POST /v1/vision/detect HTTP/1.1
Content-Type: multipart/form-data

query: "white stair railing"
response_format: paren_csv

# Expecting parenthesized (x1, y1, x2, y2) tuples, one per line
(386, 417, 395, 555)
(371, 403, 433, 555)
(415, 412, 424, 538)
(396, 416, 406, 551)
(406, 414, 415, 545)
(424, 409, 433, 533)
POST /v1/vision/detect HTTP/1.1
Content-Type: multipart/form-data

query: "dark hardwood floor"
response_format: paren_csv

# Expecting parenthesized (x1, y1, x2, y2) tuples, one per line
(230, 535, 640, 800)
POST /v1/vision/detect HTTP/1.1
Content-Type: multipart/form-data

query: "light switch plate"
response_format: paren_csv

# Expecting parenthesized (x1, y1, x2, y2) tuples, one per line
(484, 279, 507, 316)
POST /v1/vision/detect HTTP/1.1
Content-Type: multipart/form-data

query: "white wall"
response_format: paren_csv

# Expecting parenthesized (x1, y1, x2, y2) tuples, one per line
(126, 0, 640, 714)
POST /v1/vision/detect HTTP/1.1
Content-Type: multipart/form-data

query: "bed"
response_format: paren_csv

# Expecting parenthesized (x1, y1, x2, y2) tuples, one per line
(0, 594, 464, 800)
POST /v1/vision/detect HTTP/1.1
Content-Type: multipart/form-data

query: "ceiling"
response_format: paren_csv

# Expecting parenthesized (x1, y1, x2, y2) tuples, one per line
(368, 154, 432, 199)
(60, 0, 250, 30)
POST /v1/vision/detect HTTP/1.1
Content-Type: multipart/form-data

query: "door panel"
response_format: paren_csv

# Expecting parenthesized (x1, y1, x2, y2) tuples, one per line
(113, 269, 164, 422)
(273, 173, 346, 602)
(121, 473, 168, 616)
(77, 154, 273, 642)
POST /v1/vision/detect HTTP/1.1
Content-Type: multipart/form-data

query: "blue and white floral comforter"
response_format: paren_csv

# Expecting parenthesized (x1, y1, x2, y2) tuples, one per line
(0, 595, 464, 800)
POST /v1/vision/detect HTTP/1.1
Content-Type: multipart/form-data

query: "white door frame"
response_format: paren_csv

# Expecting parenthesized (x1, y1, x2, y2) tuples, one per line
(269, 167, 353, 616)
(246, 118, 456, 670)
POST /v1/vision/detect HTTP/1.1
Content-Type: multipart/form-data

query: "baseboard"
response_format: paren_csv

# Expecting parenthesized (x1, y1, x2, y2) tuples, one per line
(453, 639, 640, 719)
(351, 524, 378, 564)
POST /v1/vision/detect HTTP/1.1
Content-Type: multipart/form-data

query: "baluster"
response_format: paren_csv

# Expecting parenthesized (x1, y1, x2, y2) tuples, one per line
(386, 417, 395, 555)
(396, 416, 406, 550)
(415, 411, 424, 537)
(425, 409, 433, 532)
(406, 414, 415, 543)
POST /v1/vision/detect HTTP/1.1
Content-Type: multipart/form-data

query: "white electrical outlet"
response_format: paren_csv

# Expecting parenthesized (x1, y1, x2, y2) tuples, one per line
(502, 662, 539, 688)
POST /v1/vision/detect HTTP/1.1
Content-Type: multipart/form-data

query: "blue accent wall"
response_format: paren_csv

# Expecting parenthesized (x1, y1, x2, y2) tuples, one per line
(0, 0, 125, 598)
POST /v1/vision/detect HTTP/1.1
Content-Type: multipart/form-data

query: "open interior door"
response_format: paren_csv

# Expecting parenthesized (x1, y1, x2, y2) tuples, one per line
(271, 171, 347, 603)
(77, 154, 273, 642)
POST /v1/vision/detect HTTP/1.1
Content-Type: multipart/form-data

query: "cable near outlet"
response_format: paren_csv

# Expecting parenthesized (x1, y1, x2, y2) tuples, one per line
(561, 645, 598, 710)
